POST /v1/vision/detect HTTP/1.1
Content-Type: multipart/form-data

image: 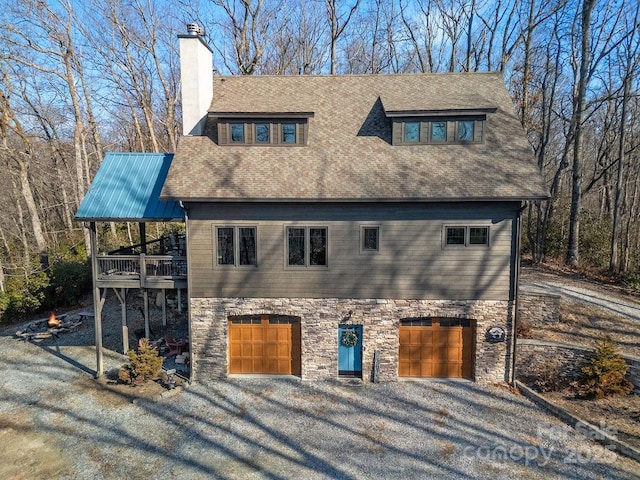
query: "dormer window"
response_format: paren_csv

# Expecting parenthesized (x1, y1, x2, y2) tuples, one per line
(255, 123, 270, 143)
(392, 117, 485, 145)
(431, 121, 447, 142)
(230, 124, 245, 143)
(457, 121, 474, 141)
(215, 115, 311, 146)
(404, 122, 420, 143)
(386, 107, 495, 146)
(282, 123, 296, 143)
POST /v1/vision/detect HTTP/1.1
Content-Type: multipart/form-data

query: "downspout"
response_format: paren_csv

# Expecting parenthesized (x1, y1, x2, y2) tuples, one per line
(180, 201, 193, 384)
(510, 202, 525, 385)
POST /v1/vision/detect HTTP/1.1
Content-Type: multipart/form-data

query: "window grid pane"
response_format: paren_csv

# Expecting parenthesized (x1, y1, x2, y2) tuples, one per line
(446, 227, 466, 245)
(230, 124, 244, 143)
(404, 122, 420, 142)
(309, 228, 327, 266)
(363, 227, 379, 251)
(282, 124, 296, 143)
(239, 227, 257, 265)
(255, 123, 270, 143)
(217, 227, 235, 265)
(400, 317, 433, 326)
(457, 121, 474, 141)
(431, 121, 446, 142)
(469, 227, 489, 245)
(288, 228, 305, 265)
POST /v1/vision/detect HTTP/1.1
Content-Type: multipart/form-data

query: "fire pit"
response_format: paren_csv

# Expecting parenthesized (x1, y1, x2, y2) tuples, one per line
(16, 313, 83, 340)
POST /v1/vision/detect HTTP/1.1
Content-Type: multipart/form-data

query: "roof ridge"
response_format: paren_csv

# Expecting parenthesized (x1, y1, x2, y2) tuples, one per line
(213, 71, 503, 80)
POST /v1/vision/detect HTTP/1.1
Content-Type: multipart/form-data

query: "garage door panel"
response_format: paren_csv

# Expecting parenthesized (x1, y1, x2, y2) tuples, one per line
(420, 361, 433, 377)
(399, 318, 474, 379)
(440, 329, 461, 343)
(229, 316, 301, 375)
(249, 343, 264, 357)
(445, 346, 461, 361)
(421, 331, 434, 345)
(276, 343, 290, 357)
(229, 342, 242, 357)
(229, 357, 242, 373)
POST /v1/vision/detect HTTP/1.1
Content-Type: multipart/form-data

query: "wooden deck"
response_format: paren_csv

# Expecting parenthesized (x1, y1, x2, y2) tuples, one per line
(96, 254, 187, 289)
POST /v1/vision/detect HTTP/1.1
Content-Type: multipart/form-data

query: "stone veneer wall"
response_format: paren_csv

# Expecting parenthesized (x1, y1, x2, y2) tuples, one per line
(517, 340, 640, 393)
(190, 297, 514, 385)
(517, 292, 561, 327)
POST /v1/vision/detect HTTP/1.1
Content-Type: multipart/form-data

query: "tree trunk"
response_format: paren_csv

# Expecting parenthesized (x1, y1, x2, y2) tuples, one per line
(18, 159, 47, 254)
(609, 72, 631, 273)
(567, 0, 595, 267)
(11, 178, 30, 263)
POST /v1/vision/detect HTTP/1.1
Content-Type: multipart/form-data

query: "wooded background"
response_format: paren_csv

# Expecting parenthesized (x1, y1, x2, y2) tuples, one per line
(1, 0, 639, 303)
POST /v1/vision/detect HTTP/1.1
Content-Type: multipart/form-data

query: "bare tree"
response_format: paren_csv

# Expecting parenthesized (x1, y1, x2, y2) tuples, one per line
(0, 70, 47, 255)
(342, 0, 404, 73)
(609, 4, 640, 273)
(567, 0, 628, 266)
(325, 0, 362, 74)
(81, 0, 180, 152)
(262, 0, 327, 74)
(196, 0, 277, 75)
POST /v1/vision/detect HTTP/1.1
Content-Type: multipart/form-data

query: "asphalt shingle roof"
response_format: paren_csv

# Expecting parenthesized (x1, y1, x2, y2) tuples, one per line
(162, 72, 548, 202)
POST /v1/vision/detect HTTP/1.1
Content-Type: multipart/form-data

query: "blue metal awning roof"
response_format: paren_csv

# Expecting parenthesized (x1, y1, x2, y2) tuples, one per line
(75, 152, 184, 222)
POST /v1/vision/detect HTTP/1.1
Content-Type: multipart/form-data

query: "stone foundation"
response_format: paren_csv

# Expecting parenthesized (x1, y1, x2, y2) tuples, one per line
(190, 297, 514, 385)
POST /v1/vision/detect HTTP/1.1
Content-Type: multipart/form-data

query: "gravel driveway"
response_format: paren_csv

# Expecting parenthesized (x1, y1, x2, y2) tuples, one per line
(521, 271, 640, 322)
(1, 330, 639, 479)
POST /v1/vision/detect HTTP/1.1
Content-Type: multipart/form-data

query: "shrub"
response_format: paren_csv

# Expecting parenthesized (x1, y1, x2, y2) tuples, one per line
(118, 338, 163, 385)
(533, 361, 566, 393)
(622, 271, 640, 290)
(47, 259, 91, 308)
(572, 336, 633, 399)
(0, 269, 50, 324)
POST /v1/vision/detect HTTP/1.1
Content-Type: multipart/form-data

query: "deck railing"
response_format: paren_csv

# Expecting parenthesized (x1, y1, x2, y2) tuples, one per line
(96, 254, 187, 287)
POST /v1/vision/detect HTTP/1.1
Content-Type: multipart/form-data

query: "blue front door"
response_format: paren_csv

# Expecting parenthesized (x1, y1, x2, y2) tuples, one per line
(338, 324, 363, 377)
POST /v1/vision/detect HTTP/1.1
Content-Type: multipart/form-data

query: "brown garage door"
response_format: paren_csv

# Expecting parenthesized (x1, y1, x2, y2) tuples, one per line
(398, 317, 474, 378)
(228, 315, 301, 375)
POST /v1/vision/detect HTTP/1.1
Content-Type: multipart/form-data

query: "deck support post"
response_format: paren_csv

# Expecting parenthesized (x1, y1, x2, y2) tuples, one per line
(90, 222, 104, 378)
(144, 289, 150, 339)
(162, 289, 167, 326)
(114, 288, 129, 353)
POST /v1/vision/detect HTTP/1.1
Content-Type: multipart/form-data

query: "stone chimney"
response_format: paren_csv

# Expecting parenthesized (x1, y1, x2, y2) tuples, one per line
(178, 24, 213, 136)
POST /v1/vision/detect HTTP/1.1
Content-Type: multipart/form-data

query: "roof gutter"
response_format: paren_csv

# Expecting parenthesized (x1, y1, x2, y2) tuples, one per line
(159, 195, 551, 203)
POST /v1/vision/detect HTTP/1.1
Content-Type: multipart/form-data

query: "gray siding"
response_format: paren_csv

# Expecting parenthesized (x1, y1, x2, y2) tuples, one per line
(186, 202, 519, 301)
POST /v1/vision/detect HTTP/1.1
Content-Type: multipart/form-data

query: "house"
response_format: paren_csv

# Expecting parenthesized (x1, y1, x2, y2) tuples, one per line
(155, 26, 548, 385)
